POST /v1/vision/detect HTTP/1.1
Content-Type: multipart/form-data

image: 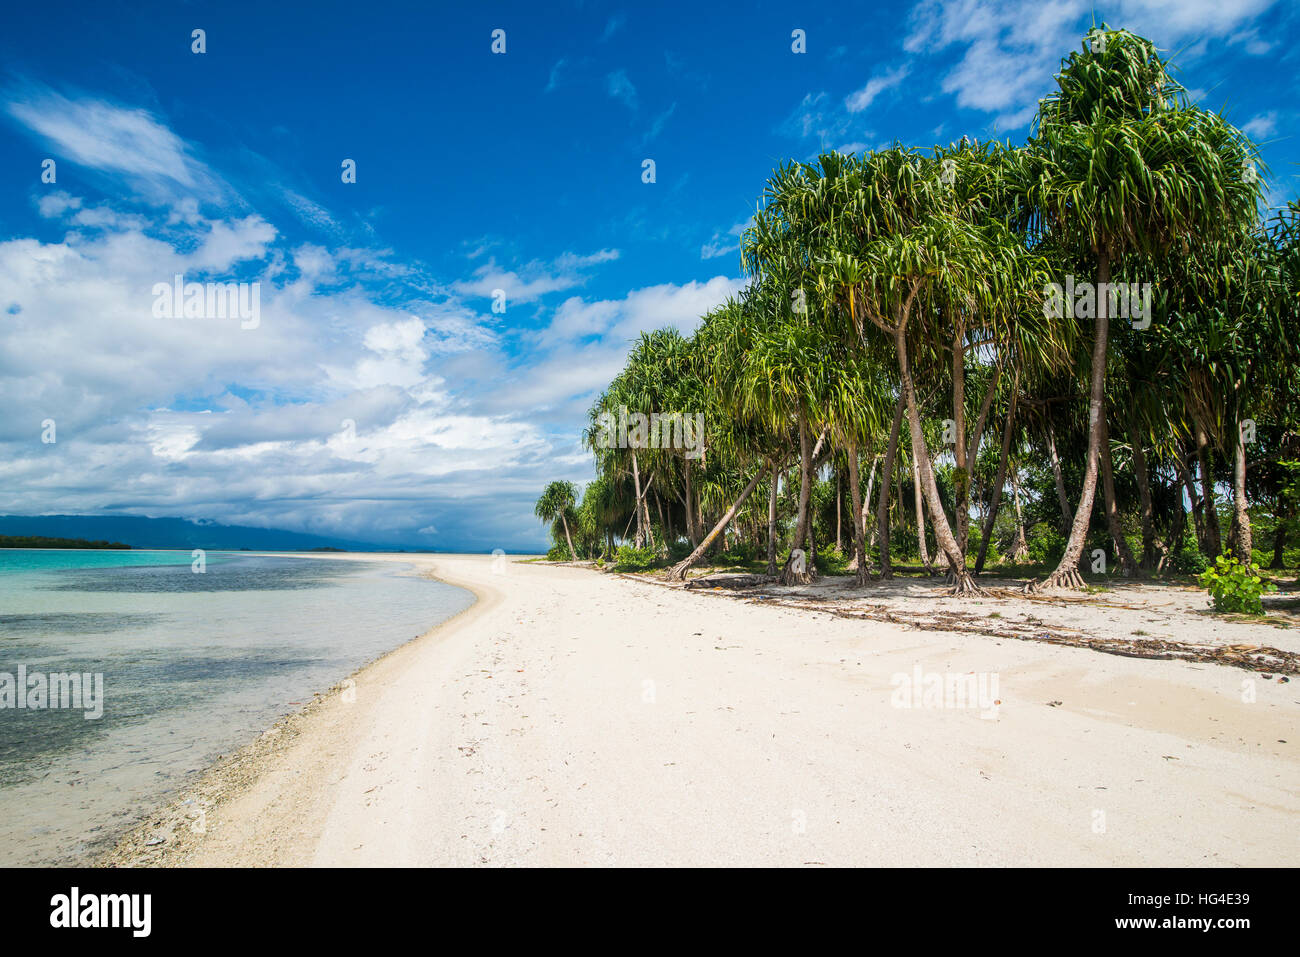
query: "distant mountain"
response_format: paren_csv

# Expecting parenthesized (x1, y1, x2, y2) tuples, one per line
(0, 515, 403, 552)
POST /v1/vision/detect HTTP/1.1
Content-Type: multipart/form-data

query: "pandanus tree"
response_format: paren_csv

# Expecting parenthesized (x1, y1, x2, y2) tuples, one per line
(816, 146, 1043, 594)
(664, 294, 791, 581)
(1155, 217, 1300, 566)
(534, 480, 579, 560)
(927, 140, 1058, 567)
(743, 169, 852, 584)
(1019, 25, 1261, 590)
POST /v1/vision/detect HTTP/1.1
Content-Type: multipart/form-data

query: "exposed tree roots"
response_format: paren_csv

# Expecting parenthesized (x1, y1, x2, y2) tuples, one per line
(947, 571, 987, 597)
(1025, 567, 1086, 594)
(665, 561, 691, 582)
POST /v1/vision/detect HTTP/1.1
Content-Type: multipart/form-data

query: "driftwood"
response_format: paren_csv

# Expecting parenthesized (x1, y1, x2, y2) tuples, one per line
(682, 573, 777, 591)
(753, 595, 1299, 675)
(659, 580, 1299, 675)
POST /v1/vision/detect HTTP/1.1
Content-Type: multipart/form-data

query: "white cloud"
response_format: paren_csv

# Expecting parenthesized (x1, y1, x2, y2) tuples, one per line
(700, 220, 751, 261)
(845, 65, 911, 112)
(902, 0, 1279, 130)
(540, 275, 744, 347)
(606, 69, 638, 110)
(452, 249, 619, 305)
(6, 85, 226, 203)
(1241, 110, 1278, 139)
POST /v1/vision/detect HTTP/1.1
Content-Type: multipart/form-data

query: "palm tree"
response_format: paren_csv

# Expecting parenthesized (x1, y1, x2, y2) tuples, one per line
(1020, 26, 1260, 590)
(535, 481, 579, 561)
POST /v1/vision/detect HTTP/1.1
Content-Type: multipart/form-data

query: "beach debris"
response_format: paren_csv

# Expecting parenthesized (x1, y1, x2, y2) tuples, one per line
(1047, 701, 1063, 707)
(684, 573, 777, 591)
(694, 591, 1300, 675)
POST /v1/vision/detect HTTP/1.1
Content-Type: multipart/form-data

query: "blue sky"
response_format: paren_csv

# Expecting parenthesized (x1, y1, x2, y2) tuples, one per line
(0, 0, 1295, 550)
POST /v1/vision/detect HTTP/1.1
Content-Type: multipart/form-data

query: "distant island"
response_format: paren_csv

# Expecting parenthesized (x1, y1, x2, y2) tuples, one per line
(0, 535, 130, 550)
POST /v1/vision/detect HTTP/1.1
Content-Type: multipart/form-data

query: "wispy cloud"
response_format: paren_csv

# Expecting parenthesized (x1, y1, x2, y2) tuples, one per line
(903, 0, 1280, 130)
(606, 69, 638, 110)
(641, 102, 677, 145)
(1242, 110, 1278, 138)
(452, 249, 620, 305)
(601, 14, 627, 42)
(845, 65, 910, 112)
(5, 84, 226, 203)
(700, 219, 751, 261)
(545, 58, 568, 93)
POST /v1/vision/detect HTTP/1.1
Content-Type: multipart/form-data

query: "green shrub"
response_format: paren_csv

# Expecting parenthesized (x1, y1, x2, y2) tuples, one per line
(545, 543, 569, 561)
(666, 539, 693, 562)
(1170, 533, 1208, 575)
(1026, 523, 1065, 566)
(613, 545, 660, 572)
(716, 541, 757, 565)
(1197, 554, 1276, 615)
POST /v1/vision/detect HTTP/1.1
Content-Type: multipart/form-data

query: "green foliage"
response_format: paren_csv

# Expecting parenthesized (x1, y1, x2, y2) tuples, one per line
(1026, 522, 1066, 566)
(0, 535, 130, 549)
(1197, 554, 1276, 615)
(1170, 533, 1209, 575)
(815, 546, 851, 575)
(613, 545, 660, 572)
(666, 539, 693, 562)
(544, 543, 569, 562)
(716, 541, 758, 565)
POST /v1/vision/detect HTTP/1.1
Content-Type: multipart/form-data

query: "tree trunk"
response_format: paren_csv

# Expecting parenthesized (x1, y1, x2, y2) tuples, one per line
(974, 366, 1018, 575)
(1046, 419, 1072, 530)
(835, 469, 843, 554)
(766, 464, 779, 576)
(1157, 481, 1187, 574)
(1175, 449, 1204, 547)
(954, 349, 1002, 558)
(654, 489, 668, 555)
(781, 413, 815, 584)
(847, 437, 867, 585)
(863, 456, 879, 559)
(1009, 470, 1030, 563)
(1233, 418, 1252, 564)
(684, 459, 698, 547)
(1130, 413, 1156, 570)
(877, 393, 906, 578)
(1099, 407, 1138, 576)
(1033, 248, 1111, 592)
(1196, 424, 1221, 559)
(913, 455, 932, 572)
(809, 501, 818, 569)
(666, 467, 768, 581)
(1270, 523, 1288, 569)
(951, 326, 968, 556)
(631, 453, 645, 548)
(895, 320, 979, 594)
(560, 513, 577, 562)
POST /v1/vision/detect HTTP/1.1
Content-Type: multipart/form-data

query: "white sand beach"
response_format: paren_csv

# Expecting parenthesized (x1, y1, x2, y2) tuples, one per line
(104, 553, 1298, 867)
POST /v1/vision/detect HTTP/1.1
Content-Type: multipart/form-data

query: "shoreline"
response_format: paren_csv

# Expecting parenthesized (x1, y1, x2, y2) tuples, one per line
(102, 554, 1297, 867)
(97, 552, 495, 867)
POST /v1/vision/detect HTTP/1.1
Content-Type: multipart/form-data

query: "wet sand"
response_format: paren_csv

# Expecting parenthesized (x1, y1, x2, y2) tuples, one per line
(104, 553, 1298, 867)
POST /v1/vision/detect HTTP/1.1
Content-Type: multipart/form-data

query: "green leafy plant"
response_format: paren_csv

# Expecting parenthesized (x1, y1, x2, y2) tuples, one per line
(1026, 523, 1066, 566)
(1170, 531, 1209, 575)
(1197, 554, 1276, 615)
(613, 545, 660, 572)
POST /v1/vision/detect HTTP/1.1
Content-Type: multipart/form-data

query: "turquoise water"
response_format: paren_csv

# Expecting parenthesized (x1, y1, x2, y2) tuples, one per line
(0, 550, 474, 865)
